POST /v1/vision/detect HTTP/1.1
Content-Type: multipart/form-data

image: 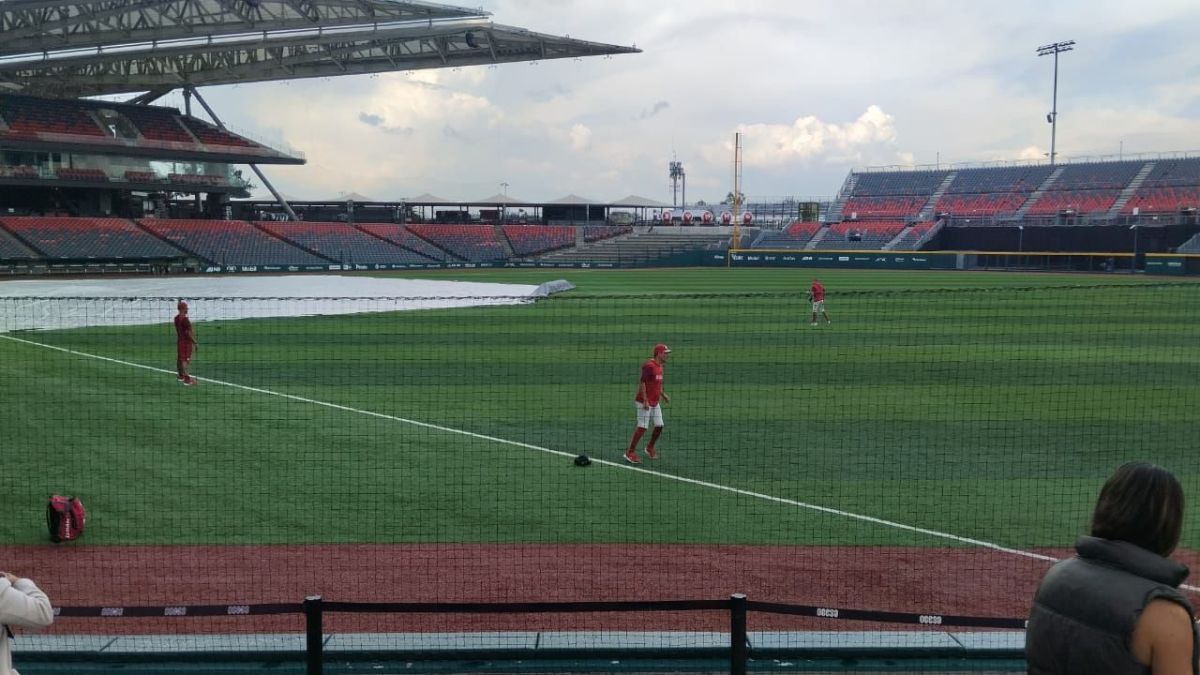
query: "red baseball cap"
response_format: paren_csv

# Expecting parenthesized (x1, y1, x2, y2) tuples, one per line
(653, 343, 671, 356)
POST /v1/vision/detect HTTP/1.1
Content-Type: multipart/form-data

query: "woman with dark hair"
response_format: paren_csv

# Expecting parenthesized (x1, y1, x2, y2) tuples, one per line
(1027, 462, 1197, 674)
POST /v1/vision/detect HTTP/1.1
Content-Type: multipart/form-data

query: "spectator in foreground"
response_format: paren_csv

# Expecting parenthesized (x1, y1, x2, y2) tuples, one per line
(0, 571, 54, 675)
(1026, 462, 1197, 674)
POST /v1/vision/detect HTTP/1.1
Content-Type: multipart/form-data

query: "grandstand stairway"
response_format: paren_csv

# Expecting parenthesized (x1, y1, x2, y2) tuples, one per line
(1015, 166, 1066, 218)
(882, 226, 913, 250)
(918, 172, 958, 221)
(1108, 162, 1156, 217)
(804, 225, 831, 250)
(1178, 231, 1200, 253)
(493, 224, 516, 258)
(825, 174, 858, 223)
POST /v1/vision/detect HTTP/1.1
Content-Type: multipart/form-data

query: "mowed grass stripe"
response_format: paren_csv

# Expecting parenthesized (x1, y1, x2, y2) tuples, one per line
(1, 271, 1197, 551)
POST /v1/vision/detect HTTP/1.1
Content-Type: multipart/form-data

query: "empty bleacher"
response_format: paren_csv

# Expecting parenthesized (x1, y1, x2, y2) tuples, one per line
(752, 222, 821, 249)
(56, 168, 108, 182)
(1122, 158, 1200, 214)
(117, 105, 196, 144)
(888, 222, 937, 250)
(0, 223, 41, 260)
(813, 221, 906, 249)
(840, 169, 949, 220)
(407, 224, 507, 262)
(537, 230, 728, 265)
(358, 224, 459, 261)
(178, 118, 258, 148)
(0, 217, 184, 260)
(584, 225, 633, 242)
(139, 219, 329, 266)
(502, 225, 575, 256)
(258, 221, 435, 264)
(935, 166, 1054, 216)
(0, 94, 105, 137)
(1024, 162, 1144, 216)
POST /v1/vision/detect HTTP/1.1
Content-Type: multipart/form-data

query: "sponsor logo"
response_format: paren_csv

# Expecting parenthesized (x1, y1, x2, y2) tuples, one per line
(581, 263, 591, 268)
(328, 265, 340, 271)
(764, 256, 776, 262)
(816, 608, 839, 619)
(802, 256, 813, 261)
(286, 266, 298, 272)
(205, 266, 220, 273)
(919, 615, 943, 625)
(913, 257, 927, 262)
(838, 256, 849, 262)
(466, 264, 477, 268)
(783, 256, 795, 262)
(164, 607, 187, 617)
(1169, 262, 1183, 267)
(227, 605, 250, 615)
(895, 258, 905, 263)
(243, 266, 259, 272)
(101, 607, 124, 617)
(374, 264, 387, 270)
(875, 257, 887, 262)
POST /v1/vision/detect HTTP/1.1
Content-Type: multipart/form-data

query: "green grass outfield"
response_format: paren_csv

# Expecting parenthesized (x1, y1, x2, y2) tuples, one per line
(1, 268, 1197, 551)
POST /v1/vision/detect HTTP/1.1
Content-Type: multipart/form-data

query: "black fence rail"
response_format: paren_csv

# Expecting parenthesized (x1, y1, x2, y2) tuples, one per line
(49, 595, 1027, 674)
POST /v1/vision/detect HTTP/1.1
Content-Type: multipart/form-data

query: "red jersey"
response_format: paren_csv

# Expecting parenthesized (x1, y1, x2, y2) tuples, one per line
(811, 282, 825, 302)
(636, 358, 665, 407)
(174, 314, 192, 343)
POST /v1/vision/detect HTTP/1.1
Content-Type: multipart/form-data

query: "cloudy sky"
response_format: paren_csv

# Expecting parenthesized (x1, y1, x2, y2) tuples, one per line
(176, 0, 1200, 203)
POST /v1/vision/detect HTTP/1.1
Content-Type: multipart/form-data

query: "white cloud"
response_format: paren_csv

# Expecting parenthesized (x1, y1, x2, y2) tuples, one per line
(704, 106, 900, 168)
(569, 123, 592, 151)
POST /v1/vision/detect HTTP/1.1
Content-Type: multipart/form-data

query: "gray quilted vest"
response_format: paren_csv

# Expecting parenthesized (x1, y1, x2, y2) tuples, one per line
(1026, 536, 1198, 674)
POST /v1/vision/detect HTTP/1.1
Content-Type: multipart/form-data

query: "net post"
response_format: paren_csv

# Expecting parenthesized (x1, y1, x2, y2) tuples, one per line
(304, 595, 324, 675)
(730, 593, 748, 675)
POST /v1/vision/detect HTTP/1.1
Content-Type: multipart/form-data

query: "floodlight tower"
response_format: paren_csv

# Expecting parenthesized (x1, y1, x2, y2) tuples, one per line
(731, 132, 743, 249)
(1037, 40, 1075, 166)
(669, 159, 686, 207)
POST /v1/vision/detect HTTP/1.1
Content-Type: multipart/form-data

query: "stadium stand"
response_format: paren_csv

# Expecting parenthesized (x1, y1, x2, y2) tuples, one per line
(0, 222, 41, 260)
(55, 167, 108, 182)
(537, 230, 727, 265)
(178, 117, 258, 148)
(1024, 161, 1144, 216)
(838, 170, 949, 220)
(258, 221, 436, 264)
(751, 222, 821, 249)
(123, 170, 157, 182)
(168, 173, 226, 187)
(138, 219, 330, 266)
(935, 166, 1054, 216)
(407, 224, 508, 262)
(357, 224, 457, 261)
(0, 94, 105, 137)
(0, 217, 184, 260)
(117, 105, 197, 144)
(888, 222, 937, 250)
(814, 221, 906, 249)
(502, 225, 575, 256)
(583, 225, 632, 242)
(1121, 158, 1200, 214)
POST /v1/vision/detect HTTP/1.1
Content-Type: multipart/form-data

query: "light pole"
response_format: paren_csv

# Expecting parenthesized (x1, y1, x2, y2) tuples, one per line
(1018, 224, 1024, 253)
(1037, 40, 1075, 166)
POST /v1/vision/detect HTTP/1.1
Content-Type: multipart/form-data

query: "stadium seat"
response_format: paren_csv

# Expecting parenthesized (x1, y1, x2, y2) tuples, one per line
(502, 225, 575, 256)
(138, 219, 330, 266)
(0, 217, 184, 260)
(407, 224, 508, 262)
(258, 221, 437, 264)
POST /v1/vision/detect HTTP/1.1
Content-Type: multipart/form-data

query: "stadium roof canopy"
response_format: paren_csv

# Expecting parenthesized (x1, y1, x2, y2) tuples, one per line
(0, 0, 641, 99)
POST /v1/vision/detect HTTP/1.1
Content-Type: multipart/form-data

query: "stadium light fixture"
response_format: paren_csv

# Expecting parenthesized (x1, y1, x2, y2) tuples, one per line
(1037, 40, 1075, 166)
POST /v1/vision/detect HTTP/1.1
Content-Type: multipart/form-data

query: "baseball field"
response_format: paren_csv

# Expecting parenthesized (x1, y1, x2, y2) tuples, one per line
(1, 268, 1197, 635)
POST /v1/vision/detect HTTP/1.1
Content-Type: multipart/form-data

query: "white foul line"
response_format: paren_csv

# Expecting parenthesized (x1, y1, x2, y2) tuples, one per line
(8, 333, 1195, 592)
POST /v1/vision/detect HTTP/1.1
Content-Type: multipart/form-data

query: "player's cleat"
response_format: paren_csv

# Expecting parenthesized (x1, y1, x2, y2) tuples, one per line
(183, 377, 197, 386)
(623, 450, 641, 464)
(645, 446, 657, 459)
(177, 375, 186, 381)
(811, 322, 818, 327)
